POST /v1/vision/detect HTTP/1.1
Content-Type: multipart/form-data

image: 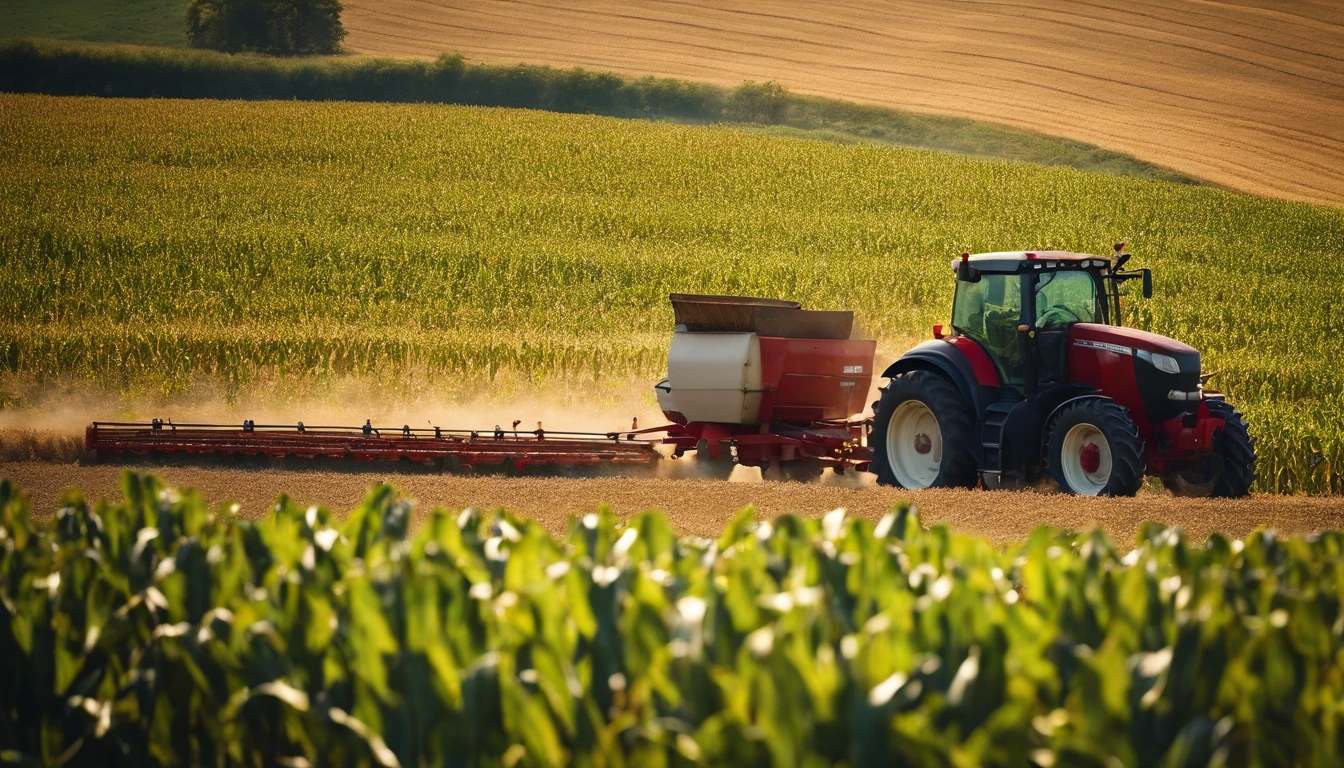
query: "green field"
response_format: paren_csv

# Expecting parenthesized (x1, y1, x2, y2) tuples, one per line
(1, 39, 1191, 183)
(1, 94, 1342, 492)
(1, 0, 188, 47)
(4, 472, 1343, 766)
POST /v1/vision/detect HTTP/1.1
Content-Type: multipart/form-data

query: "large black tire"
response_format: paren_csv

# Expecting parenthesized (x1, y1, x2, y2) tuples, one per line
(869, 370, 978, 489)
(1207, 400, 1256, 498)
(1046, 399, 1145, 497)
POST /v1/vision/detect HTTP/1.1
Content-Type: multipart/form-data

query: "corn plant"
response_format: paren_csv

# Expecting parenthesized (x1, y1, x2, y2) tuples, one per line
(1, 95, 1342, 491)
(2, 472, 1343, 767)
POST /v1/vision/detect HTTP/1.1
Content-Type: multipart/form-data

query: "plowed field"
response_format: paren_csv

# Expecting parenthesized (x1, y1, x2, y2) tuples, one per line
(6, 462, 1342, 545)
(342, 0, 1344, 207)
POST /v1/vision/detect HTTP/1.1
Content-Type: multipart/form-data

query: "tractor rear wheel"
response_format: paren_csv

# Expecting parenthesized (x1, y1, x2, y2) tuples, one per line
(1046, 399, 1145, 497)
(870, 370, 977, 489)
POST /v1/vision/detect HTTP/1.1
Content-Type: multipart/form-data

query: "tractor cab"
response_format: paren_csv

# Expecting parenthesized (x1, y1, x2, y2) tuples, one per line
(869, 247, 1255, 499)
(949, 249, 1151, 392)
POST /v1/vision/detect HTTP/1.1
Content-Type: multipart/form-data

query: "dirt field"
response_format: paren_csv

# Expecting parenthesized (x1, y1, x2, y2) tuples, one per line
(5, 461, 1342, 545)
(341, 0, 1344, 208)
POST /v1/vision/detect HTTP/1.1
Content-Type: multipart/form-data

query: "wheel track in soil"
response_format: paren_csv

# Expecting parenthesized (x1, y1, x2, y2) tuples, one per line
(341, 0, 1344, 207)
(4, 461, 1342, 546)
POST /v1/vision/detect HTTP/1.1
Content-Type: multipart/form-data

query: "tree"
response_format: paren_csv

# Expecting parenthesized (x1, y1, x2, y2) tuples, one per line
(186, 0, 346, 56)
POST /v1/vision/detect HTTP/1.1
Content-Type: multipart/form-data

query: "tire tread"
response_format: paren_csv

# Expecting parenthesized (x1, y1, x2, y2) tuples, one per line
(870, 370, 977, 489)
(1046, 399, 1145, 497)
(1207, 400, 1257, 498)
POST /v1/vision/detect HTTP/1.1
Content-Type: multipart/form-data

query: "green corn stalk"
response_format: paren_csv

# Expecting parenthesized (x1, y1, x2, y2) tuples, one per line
(2, 472, 1344, 767)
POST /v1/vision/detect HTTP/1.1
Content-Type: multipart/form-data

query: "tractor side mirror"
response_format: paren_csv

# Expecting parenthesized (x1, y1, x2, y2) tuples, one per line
(956, 260, 981, 283)
(1141, 268, 1153, 298)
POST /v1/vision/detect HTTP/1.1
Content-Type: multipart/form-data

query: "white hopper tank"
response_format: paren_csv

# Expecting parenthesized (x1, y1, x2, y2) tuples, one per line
(655, 332, 763, 425)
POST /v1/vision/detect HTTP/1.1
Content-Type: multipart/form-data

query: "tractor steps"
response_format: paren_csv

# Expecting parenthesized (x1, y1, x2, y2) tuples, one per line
(980, 400, 1017, 478)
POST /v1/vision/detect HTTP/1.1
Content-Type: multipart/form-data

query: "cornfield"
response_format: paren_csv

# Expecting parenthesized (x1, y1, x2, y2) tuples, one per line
(3, 472, 1344, 766)
(1, 94, 1342, 491)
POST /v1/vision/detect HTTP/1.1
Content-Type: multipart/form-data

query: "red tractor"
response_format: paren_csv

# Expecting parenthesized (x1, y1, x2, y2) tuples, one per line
(870, 248, 1256, 496)
(86, 250, 1254, 498)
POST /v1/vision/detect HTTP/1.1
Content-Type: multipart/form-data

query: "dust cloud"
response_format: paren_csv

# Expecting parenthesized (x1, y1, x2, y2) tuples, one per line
(0, 375, 669, 463)
(0, 342, 898, 474)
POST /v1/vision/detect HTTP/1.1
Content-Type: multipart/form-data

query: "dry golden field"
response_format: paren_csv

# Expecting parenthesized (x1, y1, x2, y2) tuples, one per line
(6, 461, 1343, 545)
(342, 0, 1344, 207)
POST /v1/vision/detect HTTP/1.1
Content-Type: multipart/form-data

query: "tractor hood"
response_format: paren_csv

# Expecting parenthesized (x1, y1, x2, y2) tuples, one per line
(1069, 323, 1200, 372)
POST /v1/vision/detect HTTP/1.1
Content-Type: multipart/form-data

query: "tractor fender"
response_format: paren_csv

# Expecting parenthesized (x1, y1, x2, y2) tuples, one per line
(1000, 386, 1102, 477)
(881, 340, 993, 415)
(1044, 391, 1112, 426)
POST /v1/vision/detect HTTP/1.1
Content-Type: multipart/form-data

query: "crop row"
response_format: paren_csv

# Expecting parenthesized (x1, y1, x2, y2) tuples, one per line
(3, 473, 1343, 766)
(1, 95, 1342, 491)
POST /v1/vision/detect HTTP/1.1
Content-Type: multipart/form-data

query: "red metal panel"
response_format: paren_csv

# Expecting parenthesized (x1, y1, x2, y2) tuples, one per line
(755, 337, 876, 423)
(1064, 327, 1232, 473)
(946, 336, 1002, 387)
(1147, 401, 1221, 474)
(1065, 336, 1145, 429)
(1070, 322, 1198, 357)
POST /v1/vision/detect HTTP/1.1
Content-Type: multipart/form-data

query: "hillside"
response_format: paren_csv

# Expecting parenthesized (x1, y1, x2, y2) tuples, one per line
(342, 0, 1344, 208)
(1, 0, 188, 47)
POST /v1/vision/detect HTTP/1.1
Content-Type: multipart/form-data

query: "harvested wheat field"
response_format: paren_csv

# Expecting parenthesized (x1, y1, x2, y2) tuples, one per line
(5, 461, 1343, 545)
(342, 0, 1344, 207)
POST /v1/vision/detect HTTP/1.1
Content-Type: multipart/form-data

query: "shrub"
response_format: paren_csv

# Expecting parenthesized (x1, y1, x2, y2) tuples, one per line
(725, 80, 788, 124)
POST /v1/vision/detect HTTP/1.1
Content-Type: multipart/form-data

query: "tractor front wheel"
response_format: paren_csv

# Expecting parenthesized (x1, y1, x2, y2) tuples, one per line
(870, 370, 977, 489)
(1046, 399, 1145, 497)
(1208, 400, 1256, 497)
(1164, 400, 1256, 498)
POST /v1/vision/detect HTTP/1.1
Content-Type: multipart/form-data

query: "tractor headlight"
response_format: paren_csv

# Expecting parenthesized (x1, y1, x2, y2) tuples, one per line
(1152, 353, 1181, 374)
(1137, 349, 1181, 374)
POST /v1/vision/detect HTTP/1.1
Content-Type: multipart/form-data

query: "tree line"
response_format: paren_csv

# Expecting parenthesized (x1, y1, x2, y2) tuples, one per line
(187, 0, 346, 55)
(0, 39, 788, 124)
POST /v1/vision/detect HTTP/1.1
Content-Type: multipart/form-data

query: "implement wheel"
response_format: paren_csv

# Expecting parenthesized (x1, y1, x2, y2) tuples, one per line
(691, 439, 735, 481)
(870, 370, 977, 489)
(1164, 400, 1256, 498)
(764, 460, 824, 483)
(1047, 399, 1145, 497)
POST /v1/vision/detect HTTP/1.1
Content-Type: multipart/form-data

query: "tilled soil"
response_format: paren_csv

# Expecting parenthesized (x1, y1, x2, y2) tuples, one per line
(341, 0, 1344, 208)
(4, 461, 1342, 545)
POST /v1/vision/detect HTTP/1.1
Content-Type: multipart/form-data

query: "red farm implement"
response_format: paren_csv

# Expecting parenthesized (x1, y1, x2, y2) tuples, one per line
(85, 421, 663, 472)
(85, 247, 1258, 498)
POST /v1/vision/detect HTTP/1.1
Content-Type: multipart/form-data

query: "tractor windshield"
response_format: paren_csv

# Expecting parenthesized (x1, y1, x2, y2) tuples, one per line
(952, 273, 1024, 383)
(1034, 270, 1102, 328)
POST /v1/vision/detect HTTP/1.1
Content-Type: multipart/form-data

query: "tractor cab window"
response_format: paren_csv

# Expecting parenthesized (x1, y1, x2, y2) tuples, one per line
(952, 273, 1024, 384)
(1035, 270, 1102, 328)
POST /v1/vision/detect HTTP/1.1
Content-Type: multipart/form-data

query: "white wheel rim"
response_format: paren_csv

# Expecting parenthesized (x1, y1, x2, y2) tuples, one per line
(886, 400, 942, 488)
(1060, 423, 1112, 495)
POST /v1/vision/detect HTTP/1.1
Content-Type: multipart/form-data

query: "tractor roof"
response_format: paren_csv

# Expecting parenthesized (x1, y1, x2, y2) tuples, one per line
(948, 251, 1114, 274)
